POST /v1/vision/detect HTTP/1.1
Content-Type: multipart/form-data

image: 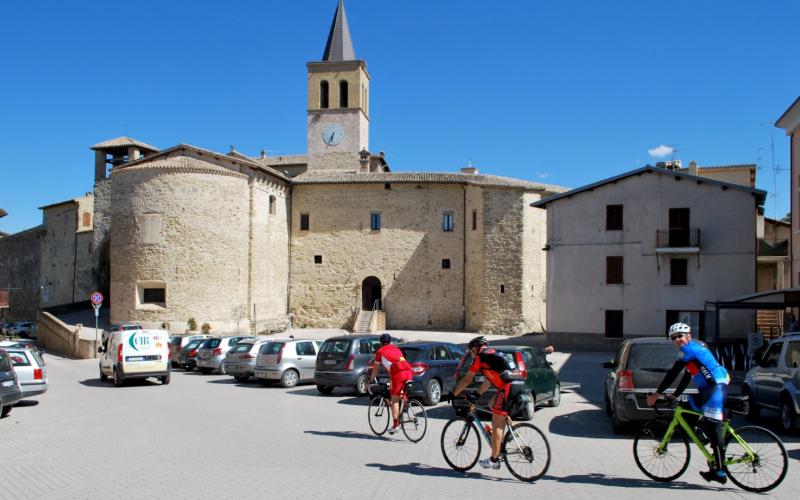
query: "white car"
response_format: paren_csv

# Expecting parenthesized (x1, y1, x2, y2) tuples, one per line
(5, 347, 47, 398)
(98, 329, 170, 387)
(8, 322, 36, 339)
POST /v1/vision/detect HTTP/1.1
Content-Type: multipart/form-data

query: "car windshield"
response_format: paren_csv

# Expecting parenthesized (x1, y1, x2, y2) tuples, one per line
(206, 339, 222, 349)
(627, 344, 678, 371)
(170, 337, 182, 346)
(122, 325, 142, 330)
(320, 340, 352, 354)
(8, 351, 30, 367)
(230, 342, 254, 353)
(399, 347, 427, 362)
(260, 342, 285, 355)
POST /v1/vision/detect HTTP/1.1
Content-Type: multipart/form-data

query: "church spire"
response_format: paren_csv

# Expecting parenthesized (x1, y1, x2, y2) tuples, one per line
(322, 0, 356, 62)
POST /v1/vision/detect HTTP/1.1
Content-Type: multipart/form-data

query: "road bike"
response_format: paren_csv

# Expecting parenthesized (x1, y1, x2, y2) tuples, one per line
(440, 392, 550, 482)
(367, 381, 427, 443)
(633, 395, 788, 492)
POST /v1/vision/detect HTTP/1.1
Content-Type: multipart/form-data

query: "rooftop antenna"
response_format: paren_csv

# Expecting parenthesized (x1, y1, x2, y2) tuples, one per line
(668, 144, 692, 162)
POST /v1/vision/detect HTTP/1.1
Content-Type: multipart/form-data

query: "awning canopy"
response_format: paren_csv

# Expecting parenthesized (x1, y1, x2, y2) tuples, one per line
(706, 288, 800, 310)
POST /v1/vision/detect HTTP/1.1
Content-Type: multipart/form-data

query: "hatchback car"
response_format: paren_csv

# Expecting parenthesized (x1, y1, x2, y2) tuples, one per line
(5, 348, 47, 398)
(178, 338, 211, 371)
(742, 333, 800, 433)
(169, 334, 211, 368)
(223, 338, 278, 382)
(372, 341, 464, 406)
(314, 335, 382, 395)
(0, 349, 23, 418)
(196, 336, 253, 374)
(8, 322, 36, 339)
(603, 337, 699, 434)
(255, 339, 322, 388)
(457, 345, 559, 420)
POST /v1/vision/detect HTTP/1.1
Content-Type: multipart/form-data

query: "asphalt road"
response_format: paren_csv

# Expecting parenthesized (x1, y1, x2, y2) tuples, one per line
(1, 351, 798, 500)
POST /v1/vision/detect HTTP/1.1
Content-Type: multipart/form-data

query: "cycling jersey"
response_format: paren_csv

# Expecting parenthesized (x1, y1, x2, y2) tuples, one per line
(468, 349, 520, 416)
(676, 340, 729, 388)
(375, 345, 412, 396)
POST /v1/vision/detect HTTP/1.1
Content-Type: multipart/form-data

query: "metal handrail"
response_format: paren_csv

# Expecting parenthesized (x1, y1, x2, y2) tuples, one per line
(655, 228, 700, 248)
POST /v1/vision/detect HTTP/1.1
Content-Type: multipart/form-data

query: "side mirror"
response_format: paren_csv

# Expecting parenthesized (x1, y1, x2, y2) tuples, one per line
(602, 360, 616, 369)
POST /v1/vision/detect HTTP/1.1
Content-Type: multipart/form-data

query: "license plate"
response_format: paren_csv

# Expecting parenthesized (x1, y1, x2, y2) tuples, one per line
(127, 356, 144, 362)
(324, 360, 337, 365)
(1, 380, 14, 387)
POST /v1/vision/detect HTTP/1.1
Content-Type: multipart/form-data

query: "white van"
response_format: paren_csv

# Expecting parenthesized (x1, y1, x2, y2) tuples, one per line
(99, 329, 170, 386)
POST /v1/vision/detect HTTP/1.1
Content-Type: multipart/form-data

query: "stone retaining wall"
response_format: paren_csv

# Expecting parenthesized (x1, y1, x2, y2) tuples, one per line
(37, 311, 97, 359)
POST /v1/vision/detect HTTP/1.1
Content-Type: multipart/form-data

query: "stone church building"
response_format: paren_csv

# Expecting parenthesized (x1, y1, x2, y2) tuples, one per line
(0, 1, 564, 335)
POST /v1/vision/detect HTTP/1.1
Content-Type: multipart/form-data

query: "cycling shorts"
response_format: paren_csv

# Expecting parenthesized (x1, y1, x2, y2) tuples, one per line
(491, 380, 525, 416)
(690, 383, 728, 421)
(390, 369, 413, 396)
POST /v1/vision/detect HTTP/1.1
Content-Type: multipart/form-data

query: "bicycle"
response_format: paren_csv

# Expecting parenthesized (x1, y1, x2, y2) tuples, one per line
(367, 381, 427, 443)
(633, 395, 788, 492)
(440, 392, 550, 482)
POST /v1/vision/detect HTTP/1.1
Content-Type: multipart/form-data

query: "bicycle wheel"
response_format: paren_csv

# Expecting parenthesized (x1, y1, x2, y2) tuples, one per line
(401, 399, 428, 443)
(367, 396, 390, 436)
(502, 423, 551, 482)
(724, 425, 788, 493)
(633, 422, 690, 482)
(440, 417, 481, 471)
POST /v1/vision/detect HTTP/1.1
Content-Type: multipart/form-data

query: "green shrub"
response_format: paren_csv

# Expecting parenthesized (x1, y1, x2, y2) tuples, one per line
(187, 317, 197, 331)
(201, 322, 211, 335)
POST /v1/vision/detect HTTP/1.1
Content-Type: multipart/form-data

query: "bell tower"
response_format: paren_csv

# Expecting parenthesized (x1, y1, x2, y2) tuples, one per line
(307, 0, 370, 171)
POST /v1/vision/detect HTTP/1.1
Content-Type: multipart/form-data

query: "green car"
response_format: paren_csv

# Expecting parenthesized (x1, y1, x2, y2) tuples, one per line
(456, 345, 560, 421)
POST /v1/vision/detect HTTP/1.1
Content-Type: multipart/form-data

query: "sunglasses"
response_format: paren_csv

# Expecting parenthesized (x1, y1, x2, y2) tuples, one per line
(670, 333, 685, 340)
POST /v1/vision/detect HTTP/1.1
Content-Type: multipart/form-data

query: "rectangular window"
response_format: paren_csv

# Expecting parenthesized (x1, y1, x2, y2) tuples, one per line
(143, 288, 166, 304)
(300, 213, 309, 231)
(442, 259, 451, 269)
(443, 212, 454, 232)
(670, 258, 688, 285)
(606, 204, 623, 230)
(370, 212, 381, 231)
(472, 210, 477, 231)
(606, 256, 623, 284)
(605, 310, 623, 338)
(314, 255, 322, 264)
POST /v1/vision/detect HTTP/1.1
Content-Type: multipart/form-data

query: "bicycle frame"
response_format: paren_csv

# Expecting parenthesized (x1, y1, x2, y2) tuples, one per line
(658, 405, 758, 467)
(459, 403, 516, 449)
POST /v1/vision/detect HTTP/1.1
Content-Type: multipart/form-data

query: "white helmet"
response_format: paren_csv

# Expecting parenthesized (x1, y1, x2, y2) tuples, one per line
(668, 322, 691, 336)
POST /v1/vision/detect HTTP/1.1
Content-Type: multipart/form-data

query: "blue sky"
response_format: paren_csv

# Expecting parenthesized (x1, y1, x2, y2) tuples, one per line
(0, 0, 797, 234)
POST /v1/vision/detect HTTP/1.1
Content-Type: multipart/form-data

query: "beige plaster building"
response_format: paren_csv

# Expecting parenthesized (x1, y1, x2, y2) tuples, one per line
(776, 96, 800, 288)
(533, 165, 765, 343)
(0, 0, 563, 335)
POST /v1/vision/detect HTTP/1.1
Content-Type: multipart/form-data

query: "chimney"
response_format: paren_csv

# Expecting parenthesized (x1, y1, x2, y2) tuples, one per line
(688, 161, 698, 176)
(460, 160, 478, 175)
(359, 149, 370, 172)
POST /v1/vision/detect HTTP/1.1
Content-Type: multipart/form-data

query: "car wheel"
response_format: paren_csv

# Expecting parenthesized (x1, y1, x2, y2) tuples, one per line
(741, 385, 759, 421)
(99, 364, 108, 382)
(423, 378, 442, 406)
(161, 372, 171, 385)
(316, 384, 335, 395)
(780, 396, 799, 434)
(355, 373, 369, 396)
(280, 369, 299, 388)
(518, 395, 535, 421)
(234, 375, 249, 383)
(218, 363, 226, 375)
(113, 367, 124, 387)
(184, 364, 194, 372)
(548, 382, 561, 407)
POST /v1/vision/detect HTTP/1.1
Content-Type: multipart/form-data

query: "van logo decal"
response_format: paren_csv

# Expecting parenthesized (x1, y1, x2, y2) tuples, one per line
(128, 332, 152, 352)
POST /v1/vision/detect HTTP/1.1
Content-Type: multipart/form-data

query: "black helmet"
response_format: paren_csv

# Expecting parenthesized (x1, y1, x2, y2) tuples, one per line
(468, 336, 488, 350)
(379, 333, 392, 345)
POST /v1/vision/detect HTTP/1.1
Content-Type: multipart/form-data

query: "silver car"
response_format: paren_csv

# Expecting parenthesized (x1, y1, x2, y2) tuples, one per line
(223, 338, 283, 382)
(196, 336, 253, 374)
(742, 332, 800, 433)
(0, 349, 23, 418)
(255, 339, 321, 388)
(5, 348, 47, 398)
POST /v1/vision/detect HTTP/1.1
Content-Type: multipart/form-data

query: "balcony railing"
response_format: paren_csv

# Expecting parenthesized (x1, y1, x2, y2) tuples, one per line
(656, 228, 700, 249)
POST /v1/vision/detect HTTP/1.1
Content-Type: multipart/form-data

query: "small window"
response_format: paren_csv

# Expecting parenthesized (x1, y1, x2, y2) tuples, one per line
(296, 341, 316, 356)
(269, 195, 276, 215)
(500, 284, 505, 294)
(370, 212, 381, 231)
(606, 205, 623, 230)
(670, 258, 688, 286)
(443, 212, 454, 232)
(320, 81, 329, 109)
(143, 288, 166, 304)
(761, 342, 783, 368)
(384, 183, 391, 190)
(605, 310, 624, 338)
(339, 80, 348, 108)
(472, 210, 477, 231)
(606, 256, 623, 284)
(83, 212, 92, 227)
(314, 255, 322, 264)
(442, 259, 451, 269)
(300, 213, 309, 231)
(359, 339, 380, 354)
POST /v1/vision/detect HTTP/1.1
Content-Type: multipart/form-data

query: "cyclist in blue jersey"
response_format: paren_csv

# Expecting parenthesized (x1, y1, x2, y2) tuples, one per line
(646, 322, 731, 484)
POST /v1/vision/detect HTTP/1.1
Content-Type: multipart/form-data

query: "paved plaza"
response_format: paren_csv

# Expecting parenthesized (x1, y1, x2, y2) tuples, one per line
(1, 348, 798, 500)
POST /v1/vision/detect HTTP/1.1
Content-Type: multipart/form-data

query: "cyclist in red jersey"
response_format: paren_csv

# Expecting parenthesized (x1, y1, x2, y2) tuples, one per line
(453, 336, 525, 470)
(370, 333, 412, 435)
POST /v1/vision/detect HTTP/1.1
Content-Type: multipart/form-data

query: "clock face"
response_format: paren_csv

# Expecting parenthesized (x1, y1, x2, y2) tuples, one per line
(322, 124, 344, 146)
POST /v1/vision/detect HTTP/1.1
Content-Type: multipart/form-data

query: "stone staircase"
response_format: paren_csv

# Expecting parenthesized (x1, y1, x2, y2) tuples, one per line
(755, 309, 782, 340)
(353, 310, 374, 333)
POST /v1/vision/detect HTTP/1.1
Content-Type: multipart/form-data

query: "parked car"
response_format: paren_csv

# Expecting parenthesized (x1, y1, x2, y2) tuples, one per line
(0, 340, 44, 357)
(371, 341, 465, 406)
(603, 337, 700, 434)
(0, 349, 23, 418)
(456, 345, 559, 420)
(223, 338, 279, 382)
(98, 329, 170, 386)
(8, 322, 37, 339)
(169, 334, 211, 368)
(178, 338, 211, 371)
(255, 339, 322, 388)
(314, 334, 383, 395)
(742, 333, 800, 433)
(5, 347, 47, 398)
(0, 321, 12, 335)
(196, 336, 253, 374)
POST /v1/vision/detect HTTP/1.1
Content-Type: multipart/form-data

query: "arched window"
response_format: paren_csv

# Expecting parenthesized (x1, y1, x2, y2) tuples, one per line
(339, 80, 348, 108)
(320, 80, 329, 109)
(269, 195, 276, 215)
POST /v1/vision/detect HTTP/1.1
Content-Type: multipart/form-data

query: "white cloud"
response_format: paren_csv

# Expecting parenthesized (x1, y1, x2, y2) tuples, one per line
(538, 172, 550, 179)
(648, 144, 674, 158)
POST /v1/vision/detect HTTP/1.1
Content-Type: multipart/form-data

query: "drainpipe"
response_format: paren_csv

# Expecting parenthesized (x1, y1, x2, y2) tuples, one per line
(462, 185, 467, 330)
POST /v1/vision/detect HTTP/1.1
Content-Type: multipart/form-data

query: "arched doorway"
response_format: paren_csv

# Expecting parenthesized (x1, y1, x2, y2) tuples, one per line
(362, 276, 382, 310)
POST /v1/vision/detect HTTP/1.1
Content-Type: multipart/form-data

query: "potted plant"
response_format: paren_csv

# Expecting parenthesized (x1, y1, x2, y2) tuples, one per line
(201, 322, 211, 335)
(186, 317, 198, 335)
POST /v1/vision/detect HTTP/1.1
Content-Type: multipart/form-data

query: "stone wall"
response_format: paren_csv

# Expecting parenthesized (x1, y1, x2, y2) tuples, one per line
(0, 226, 43, 321)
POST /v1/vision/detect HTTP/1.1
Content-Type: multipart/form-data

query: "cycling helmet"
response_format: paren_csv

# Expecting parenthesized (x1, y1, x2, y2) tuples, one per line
(668, 322, 691, 337)
(468, 336, 489, 350)
(379, 333, 392, 345)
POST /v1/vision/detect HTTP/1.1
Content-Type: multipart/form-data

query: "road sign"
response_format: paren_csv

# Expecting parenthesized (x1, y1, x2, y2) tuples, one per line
(90, 292, 104, 305)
